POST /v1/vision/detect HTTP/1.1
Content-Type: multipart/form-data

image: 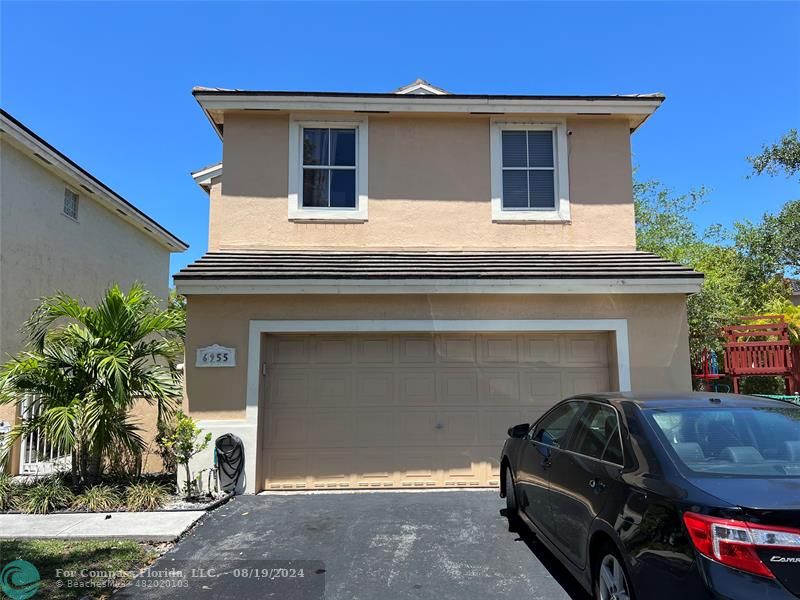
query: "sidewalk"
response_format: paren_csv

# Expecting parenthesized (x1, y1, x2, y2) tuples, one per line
(0, 510, 205, 542)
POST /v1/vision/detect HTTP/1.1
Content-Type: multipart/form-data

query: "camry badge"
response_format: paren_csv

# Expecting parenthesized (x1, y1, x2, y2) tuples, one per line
(770, 556, 800, 563)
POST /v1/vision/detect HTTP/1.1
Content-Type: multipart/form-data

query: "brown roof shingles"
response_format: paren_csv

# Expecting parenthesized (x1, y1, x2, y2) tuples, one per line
(174, 251, 703, 281)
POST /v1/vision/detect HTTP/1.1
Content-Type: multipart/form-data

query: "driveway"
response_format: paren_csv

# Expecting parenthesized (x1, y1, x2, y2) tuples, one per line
(117, 491, 588, 600)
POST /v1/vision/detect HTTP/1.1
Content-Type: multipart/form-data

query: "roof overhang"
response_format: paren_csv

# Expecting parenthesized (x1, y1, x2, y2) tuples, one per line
(192, 88, 665, 139)
(175, 277, 702, 295)
(191, 162, 222, 192)
(0, 110, 188, 251)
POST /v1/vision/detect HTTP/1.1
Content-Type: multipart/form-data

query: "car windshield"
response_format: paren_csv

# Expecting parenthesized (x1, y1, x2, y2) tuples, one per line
(645, 404, 800, 477)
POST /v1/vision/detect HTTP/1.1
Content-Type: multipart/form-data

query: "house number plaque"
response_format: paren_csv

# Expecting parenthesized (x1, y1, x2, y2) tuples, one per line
(196, 344, 236, 367)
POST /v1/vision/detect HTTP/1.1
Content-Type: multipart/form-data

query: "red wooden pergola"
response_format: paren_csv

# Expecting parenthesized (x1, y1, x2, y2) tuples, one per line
(723, 315, 798, 394)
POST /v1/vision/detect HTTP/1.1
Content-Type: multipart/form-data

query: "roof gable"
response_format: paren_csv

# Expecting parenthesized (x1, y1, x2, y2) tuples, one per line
(0, 109, 187, 251)
(393, 78, 450, 95)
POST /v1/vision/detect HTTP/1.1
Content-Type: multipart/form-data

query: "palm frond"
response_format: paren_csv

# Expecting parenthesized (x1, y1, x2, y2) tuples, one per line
(22, 292, 88, 353)
(1, 283, 185, 482)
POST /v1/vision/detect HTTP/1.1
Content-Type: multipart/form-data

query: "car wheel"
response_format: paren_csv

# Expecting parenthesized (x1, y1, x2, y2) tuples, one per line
(504, 467, 519, 519)
(594, 544, 634, 600)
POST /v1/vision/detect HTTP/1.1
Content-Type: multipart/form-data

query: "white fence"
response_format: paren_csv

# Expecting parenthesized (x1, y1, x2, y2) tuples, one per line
(19, 396, 70, 475)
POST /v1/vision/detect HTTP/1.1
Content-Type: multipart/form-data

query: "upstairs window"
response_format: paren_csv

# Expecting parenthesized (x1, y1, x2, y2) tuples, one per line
(302, 127, 356, 208)
(63, 188, 79, 220)
(490, 121, 570, 222)
(501, 130, 555, 210)
(288, 119, 369, 221)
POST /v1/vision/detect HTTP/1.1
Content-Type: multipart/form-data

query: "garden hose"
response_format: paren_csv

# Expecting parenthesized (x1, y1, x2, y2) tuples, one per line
(214, 433, 245, 494)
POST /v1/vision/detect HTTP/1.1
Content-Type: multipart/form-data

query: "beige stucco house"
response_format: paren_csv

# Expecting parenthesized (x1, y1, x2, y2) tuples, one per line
(0, 109, 187, 473)
(177, 80, 702, 494)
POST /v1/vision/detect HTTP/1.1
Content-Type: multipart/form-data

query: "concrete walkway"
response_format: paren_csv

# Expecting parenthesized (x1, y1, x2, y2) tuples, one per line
(0, 510, 205, 542)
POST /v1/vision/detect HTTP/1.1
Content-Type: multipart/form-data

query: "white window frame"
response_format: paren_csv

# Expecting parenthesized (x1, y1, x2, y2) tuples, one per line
(288, 117, 368, 222)
(490, 119, 570, 222)
(63, 187, 79, 221)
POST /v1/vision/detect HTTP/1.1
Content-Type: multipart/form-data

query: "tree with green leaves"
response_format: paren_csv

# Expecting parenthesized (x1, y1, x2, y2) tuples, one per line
(634, 179, 794, 366)
(748, 129, 800, 180)
(734, 200, 800, 277)
(0, 283, 184, 484)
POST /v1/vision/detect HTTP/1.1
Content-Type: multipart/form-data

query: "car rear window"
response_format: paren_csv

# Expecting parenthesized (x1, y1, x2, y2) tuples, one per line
(645, 405, 800, 477)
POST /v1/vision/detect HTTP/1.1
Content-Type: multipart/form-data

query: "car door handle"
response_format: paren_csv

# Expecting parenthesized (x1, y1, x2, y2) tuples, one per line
(589, 478, 606, 491)
(541, 458, 552, 469)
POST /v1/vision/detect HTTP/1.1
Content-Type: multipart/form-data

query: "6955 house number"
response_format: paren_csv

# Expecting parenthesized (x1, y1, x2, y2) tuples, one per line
(196, 344, 236, 367)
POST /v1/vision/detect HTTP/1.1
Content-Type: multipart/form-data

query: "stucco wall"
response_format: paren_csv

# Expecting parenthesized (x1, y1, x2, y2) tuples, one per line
(0, 140, 172, 473)
(183, 293, 691, 420)
(210, 113, 636, 251)
(0, 141, 170, 360)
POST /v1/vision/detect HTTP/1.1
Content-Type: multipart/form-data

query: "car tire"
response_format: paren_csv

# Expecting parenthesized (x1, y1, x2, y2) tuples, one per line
(504, 467, 519, 522)
(593, 542, 635, 600)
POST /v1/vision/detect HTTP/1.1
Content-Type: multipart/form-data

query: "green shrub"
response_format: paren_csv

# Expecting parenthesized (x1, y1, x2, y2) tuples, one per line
(18, 477, 74, 514)
(0, 472, 17, 511)
(125, 482, 169, 511)
(72, 484, 121, 512)
(155, 417, 178, 475)
(160, 411, 211, 499)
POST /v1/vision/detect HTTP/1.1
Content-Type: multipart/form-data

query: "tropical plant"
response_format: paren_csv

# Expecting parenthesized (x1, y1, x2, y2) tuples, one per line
(0, 471, 17, 511)
(18, 477, 74, 514)
(72, 484, 121, 512)
(161, 411, 211, 499)
(168, 289, 187, 314)
(125, 481, 169, 511)
(761, 300, 800, 346)
(0, 283, 185, 485)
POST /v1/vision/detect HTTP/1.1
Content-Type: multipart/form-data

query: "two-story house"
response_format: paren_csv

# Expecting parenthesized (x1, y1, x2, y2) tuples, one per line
(0, 109, 187, 474)
(177, 80, 702, 494)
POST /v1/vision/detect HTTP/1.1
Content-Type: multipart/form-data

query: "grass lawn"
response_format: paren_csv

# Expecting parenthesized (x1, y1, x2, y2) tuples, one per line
(0, 539, 163, 599)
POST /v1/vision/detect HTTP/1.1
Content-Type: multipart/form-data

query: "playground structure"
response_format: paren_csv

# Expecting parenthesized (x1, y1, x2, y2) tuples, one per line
(693, 315, 800, 394)
(692, 346, 726, 391)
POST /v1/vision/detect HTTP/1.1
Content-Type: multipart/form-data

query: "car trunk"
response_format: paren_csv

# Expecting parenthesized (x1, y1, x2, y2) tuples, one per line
(692, 476, 800, 595)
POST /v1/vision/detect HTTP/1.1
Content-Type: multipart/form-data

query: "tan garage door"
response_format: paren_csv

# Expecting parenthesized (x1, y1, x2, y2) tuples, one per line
(260, 332, 611, 490)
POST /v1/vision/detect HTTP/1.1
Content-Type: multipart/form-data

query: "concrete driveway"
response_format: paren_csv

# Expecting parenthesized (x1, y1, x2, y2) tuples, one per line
(118, 491, 589, 600)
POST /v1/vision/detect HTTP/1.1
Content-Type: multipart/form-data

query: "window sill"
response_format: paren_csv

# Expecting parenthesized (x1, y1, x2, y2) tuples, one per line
(289, 217, 368, 224)
(62, 213, 79, 223)
(493, 217, 571, 224)
(288, 205, 368, 222)
(492, 210, 570, 224)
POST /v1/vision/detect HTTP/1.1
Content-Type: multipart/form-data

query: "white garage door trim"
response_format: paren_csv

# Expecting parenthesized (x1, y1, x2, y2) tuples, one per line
(209, 319, 631, 493)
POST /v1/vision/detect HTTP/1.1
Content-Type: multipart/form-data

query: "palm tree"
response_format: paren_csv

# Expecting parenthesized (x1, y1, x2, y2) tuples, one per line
(0, 283, 184, 484)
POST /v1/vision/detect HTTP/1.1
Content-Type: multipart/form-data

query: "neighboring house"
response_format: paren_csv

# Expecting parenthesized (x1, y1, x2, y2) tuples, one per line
(791, 279, 800, 306)
(0, 109, 188, 474)
(177, 80, 703, 493)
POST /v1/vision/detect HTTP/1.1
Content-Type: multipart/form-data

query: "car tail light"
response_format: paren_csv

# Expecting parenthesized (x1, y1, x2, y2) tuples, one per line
(683, 512, 800, 578)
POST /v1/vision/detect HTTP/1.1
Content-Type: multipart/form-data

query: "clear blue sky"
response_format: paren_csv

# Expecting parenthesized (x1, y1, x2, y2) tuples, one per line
(2, 1, 798, 280)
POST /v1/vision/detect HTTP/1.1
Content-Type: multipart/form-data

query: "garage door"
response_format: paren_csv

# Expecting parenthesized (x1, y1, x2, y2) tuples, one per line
(260, 332, 611, 490)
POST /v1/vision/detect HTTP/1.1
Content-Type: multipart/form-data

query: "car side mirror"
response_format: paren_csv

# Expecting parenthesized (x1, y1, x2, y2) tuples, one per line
(507, 423, 531, 438)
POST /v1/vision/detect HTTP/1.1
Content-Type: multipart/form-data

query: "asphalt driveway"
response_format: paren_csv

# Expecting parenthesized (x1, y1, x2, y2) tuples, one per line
(118, 491, 588, 600)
